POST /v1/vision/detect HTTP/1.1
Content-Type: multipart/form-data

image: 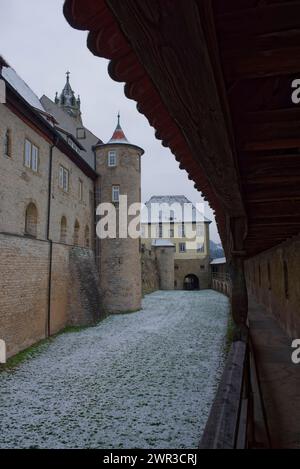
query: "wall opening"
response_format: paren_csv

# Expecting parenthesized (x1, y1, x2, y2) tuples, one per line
(184, 274, 199, 291)
(60, 216, 67, 243)
(74, 220, 80, 246)
(85, 225, 90, 248)
(25, 202, 38, 238)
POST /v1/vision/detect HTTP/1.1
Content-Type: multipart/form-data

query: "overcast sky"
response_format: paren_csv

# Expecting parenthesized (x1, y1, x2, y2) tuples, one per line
(1, 0, 220, 242)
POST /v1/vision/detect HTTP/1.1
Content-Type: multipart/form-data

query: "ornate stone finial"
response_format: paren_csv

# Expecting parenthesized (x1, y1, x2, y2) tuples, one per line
(66, 71, 70, 82)
(117, 111, 120, 127)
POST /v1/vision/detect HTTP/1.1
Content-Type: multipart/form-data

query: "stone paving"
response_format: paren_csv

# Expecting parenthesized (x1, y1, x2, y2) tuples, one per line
(0, 290, 229, 449)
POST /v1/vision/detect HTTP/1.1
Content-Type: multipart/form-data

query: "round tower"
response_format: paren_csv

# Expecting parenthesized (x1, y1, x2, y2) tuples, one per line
(95, 115, 144, 314)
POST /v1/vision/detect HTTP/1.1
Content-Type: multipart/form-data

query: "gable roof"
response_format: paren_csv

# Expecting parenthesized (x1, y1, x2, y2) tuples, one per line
(40, 95, 101, 169)
(142, 195, 211, 223)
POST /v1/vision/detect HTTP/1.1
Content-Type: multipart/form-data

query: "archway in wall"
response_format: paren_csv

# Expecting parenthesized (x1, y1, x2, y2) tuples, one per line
(184, 274, 199, 291)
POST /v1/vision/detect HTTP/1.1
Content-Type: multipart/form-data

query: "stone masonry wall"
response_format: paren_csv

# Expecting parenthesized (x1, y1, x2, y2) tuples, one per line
(245, 235, 300, 338)
(174, 257, 211, 290)
(141, 249, 160, 295)
(0, 233, 102, 358)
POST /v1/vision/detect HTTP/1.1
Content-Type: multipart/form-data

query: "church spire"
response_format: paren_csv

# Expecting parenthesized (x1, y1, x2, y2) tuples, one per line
(55, 71, 82, 122)
(108, 113, 129, 144)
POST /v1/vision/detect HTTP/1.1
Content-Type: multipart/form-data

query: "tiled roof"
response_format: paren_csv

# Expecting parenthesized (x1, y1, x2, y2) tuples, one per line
(142, 195, 211, 223)
(41, 95, 101, 168)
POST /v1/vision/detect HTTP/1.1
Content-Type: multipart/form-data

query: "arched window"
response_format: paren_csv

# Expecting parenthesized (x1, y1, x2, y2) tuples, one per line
(60, 216, 67, 243)
(84, 225, 90, 248)
(25, 203, 38, 237)
(74, 219, 80, 246)
(4, 129, 11, 157)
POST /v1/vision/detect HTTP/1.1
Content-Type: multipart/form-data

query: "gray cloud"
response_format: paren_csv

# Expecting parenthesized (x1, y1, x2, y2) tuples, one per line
(0, 0, 221, 243)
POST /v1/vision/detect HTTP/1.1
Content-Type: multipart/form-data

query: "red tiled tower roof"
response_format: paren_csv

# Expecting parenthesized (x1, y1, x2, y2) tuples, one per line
(108, 113, 129, 144)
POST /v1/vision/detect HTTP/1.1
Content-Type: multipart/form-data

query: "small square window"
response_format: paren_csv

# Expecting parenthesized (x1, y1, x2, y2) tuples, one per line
(108, 151, 117, 167)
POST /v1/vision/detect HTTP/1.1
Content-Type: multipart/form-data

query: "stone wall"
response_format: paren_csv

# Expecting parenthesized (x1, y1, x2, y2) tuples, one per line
(245, 235, 300, 338)
(0, 233, 102, 358)
(141, 249, 159, 295)
(0, 105, 94, 247)
(95, 144, 143, 313)
(174, 257, 211, 290)
(154, 246, 175, 290)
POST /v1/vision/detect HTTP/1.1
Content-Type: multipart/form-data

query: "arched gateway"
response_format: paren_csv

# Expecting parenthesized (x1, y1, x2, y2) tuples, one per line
(184, 274, 199, 291)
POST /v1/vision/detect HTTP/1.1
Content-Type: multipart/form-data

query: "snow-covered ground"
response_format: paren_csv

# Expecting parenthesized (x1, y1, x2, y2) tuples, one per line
(0, 290, 229, 449)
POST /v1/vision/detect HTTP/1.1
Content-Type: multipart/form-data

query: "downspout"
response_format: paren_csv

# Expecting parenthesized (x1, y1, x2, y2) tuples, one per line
(46, 138, 57, 338)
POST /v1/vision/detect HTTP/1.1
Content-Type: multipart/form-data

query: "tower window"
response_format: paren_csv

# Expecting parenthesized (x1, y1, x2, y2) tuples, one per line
(112, 185, 120, 203)
(59, 165, 69, 192)
(108, 151, 117, 167)
(24, 139, 39, 172)
(4, 129, 11, 157)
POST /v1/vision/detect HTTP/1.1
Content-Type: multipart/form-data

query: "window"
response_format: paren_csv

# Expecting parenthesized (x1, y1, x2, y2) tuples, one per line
(197, 243, 205, 253)
(59, 166, 69, 192)
(76, 127, 86, 140)
(24, 139, 39, 172)
(112, 185, 120, 203)
(84, 225, 90, 248)
(60, 216, 67, 243)
(79, 179, 83, 201)
(179, 223, 186, 238)
(158, 224, 163, 238)
(108, 150, 117, 167)
(196, 223, 204, 237)
(4, 129, 11, 157)
(179, 242, 186, 253)
(74, 220, 80, 246)
(169, 226, 175, 238)
(25, 203, 38, 237)
(267, 262, 272, 291)
(67, 137, 80, 154)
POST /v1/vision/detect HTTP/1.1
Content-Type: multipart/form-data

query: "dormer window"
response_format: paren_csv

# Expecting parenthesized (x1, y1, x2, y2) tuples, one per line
(108, 150, 117, 167)
(76, 127, 86, 140)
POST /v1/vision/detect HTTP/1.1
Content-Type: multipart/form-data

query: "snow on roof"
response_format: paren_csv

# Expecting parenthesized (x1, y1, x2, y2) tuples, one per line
(2, 65, 45, 112)
(141, 195, 211, 224)
(210, 257, 227, 265)
(152, 239, 175, 247)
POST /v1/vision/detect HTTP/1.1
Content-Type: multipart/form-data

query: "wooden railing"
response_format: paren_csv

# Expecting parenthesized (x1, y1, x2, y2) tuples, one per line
(199, 339, 271, 449)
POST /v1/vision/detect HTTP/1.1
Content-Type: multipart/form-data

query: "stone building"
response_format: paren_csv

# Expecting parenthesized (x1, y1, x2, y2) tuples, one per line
(141, 195, 211, 291)
(0, 59, 143, 358)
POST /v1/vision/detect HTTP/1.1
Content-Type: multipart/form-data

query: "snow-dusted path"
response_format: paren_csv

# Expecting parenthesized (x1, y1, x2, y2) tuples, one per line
(0, 290, 229, 449)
